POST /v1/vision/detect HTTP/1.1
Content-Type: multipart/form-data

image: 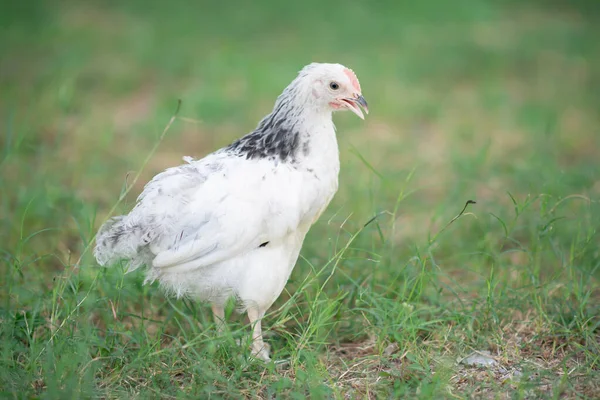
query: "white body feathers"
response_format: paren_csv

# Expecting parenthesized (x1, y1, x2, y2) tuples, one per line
(95, 106, 339, 311)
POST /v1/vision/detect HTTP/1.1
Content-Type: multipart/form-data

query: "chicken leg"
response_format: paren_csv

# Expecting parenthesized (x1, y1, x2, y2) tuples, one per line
(211, 303, 226, 335)
(247, 307, 270, 361)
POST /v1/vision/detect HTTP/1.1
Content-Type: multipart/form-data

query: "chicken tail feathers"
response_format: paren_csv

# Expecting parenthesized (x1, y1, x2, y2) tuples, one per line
(93, 216, 150, 271)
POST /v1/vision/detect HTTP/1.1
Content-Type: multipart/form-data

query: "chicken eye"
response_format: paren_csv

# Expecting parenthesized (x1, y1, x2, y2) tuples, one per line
(329, 82, 339, 90)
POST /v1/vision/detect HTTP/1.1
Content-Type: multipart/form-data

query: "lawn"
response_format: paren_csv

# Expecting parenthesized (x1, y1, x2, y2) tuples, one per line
(1, 0, 599, 398)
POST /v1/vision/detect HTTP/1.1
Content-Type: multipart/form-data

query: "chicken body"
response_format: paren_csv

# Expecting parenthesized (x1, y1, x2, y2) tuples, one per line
(94, 63, 367, 360)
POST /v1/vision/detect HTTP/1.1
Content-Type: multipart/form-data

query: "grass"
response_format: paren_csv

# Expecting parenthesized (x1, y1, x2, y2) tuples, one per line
(1, 0, 600, 398)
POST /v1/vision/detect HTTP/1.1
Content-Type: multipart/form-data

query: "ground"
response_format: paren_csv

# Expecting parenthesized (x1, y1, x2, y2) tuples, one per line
(1, 0, 599, 398)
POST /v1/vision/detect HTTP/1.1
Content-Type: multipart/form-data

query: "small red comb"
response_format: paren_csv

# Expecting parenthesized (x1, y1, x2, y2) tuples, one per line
(343, 68, 361, 93)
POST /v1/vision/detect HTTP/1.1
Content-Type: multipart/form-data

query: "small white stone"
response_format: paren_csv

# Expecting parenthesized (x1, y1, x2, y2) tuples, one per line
(460, 351, 498, 367)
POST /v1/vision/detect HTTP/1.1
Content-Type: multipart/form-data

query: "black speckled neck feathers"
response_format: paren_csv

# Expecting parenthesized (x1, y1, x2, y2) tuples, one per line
(226, 78, 319, 163)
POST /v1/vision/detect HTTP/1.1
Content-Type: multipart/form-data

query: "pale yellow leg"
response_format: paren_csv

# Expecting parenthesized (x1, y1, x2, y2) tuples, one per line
(247, 307, 270, 361)
(211, 304, 226, 335)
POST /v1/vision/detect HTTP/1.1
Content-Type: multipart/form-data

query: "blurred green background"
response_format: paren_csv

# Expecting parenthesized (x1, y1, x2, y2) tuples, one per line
(1, 0, 599, 398)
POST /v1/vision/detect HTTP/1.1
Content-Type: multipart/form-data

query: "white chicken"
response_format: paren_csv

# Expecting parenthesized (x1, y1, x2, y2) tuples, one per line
(94, 62, 368, 361)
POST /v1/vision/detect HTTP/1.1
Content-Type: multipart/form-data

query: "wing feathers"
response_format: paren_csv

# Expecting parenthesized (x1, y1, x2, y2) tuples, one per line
(95, 151, 304, 272)
(152, 241, 219, 269)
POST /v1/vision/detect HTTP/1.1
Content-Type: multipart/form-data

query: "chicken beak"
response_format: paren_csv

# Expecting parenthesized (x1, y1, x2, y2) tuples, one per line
(355, 95, 369, 114)
(343, 95, 369, 120)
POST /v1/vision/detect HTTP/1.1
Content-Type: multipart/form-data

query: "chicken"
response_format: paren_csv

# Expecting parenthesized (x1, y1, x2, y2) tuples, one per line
(94, 63, 368, 361)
